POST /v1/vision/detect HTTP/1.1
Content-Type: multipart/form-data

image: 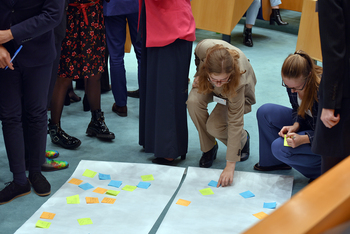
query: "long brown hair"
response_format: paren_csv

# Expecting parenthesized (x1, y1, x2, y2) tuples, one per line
(196, 44, 245, 98)
(281, 50, 322, 118)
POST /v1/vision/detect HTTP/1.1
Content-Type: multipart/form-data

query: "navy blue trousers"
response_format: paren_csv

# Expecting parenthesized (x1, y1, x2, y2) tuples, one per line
(257, 103, 321, 179)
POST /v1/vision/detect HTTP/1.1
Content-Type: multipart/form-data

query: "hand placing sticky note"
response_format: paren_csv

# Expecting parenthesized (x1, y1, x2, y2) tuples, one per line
(122, 185, 137, 191)
(108, 180, 122, 188)
(263, 202, 277, 209)
(176, 199, 191, 206)
(83, 169, 97, 178)
(199, 188, 214, 195)
(141, 174, 154, 181)
(284, 135, 291, 147)
(253, 212, 268, 220)
(35, 220, 51, 229)
(239, 190, 255, 198)
(99, 173, 111, 180)
(77, 218, 93, 225)
(137, 182, 151, 189)
(40, 212, 56, 220)
(208, 180, 218, 187)
(66, 194, 80, 204)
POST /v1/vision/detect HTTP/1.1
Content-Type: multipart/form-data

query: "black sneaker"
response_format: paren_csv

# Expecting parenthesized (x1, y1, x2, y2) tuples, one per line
(0, 181, 31, 205)
(28, 172, 51, 196)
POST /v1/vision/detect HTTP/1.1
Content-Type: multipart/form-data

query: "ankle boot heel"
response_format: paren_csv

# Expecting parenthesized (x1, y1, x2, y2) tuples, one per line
(270, 9, 288, 26)
(86, 109, 115, 140)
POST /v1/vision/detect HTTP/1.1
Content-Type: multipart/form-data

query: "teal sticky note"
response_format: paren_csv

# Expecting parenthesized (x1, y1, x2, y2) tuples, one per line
(99, 173, 111, 180)
(108, 180, 122, 188)
(208, 180, 218, 187)
(137, 182, 151, 189)
(79, 183, 94, 191)
(239, 190, 255, 198)
(263, 202, 277, 209)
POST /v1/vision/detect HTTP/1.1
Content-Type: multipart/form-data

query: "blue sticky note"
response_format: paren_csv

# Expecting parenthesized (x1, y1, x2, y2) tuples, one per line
(79, 183, 94, 191)
(108, 180, 122, 188)
(99, 173, 111, 180)
(208, 180, 218, 187)
(263, 202, 277, 209)
(239, 190, 255, 198)
(137, 182, 151, 189)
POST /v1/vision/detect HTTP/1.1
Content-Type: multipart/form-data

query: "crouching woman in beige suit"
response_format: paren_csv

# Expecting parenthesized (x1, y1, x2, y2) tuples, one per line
(187, 39, 257, 187)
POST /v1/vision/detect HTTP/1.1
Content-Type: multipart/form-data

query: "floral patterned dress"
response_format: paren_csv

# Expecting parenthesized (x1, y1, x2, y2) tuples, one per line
(58, 0, 106, 79)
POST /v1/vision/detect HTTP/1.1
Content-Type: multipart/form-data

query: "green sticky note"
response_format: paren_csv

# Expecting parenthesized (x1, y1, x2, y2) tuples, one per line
(35, 220, 51, 229)
(66, 194, 80, 204)
(284, 135, 291, 147)
(122, 185, 137, 191)
(83, 169, 97, 178)
(199, 188, 214, 195)
(141, 174, 154, 181)
(77, 218, 93, 225)
(106, 190, 120, 196)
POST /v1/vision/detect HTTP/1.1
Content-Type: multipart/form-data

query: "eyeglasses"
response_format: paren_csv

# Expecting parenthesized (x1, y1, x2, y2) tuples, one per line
(207, 75, 231, 85)
(282, 78, 308, 91)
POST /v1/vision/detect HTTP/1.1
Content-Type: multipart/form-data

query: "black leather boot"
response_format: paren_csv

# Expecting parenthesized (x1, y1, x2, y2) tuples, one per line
(241, 130, 250, 162)
(86, 109, 115, 139)
(48, 120, 81, 149)
(270, 9, 288, 25)
(243, 26, 253, 47)
(199, 142, 218, 168)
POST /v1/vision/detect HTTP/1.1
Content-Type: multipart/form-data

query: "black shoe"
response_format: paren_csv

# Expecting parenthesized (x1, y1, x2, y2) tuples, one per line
(243, 26, 253, 47)
(112, 103, 127, 117)
(48, 120, 81, 149)
(254, 163, 292, 171)
(152, 158, 174, 165)
(199, 143, 218, 168)
(241, 130, 250, 162)
(28, 172, 51, 196)
(270, 9, 288, 26)
(0, 181, 31, 205)
(86, 109, 115, 139)
(127, 89, 139, 98)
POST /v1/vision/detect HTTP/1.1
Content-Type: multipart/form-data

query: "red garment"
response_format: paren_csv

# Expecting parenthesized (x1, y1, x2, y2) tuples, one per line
(139, 0, 196, 47)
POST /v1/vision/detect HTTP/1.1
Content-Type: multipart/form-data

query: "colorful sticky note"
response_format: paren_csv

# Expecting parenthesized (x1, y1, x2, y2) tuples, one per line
(40, 212, 56, 220)
(66, 194, 80, 204)
(284, 135, 291, 147)
(106, 190, 120, 196)
(85, 197, 99, 204)
(93, 187, 108, 194)
(83, 169, 97, 178)
(35, 220, 51, 229)
(77, 218, 93, 225)
(253, 212, 269, 220)
(263, 202, 277, 209)
(141, 174, 154, 181)
(176, 199, 191, 206)
(208, 180, 218, 187)
(137, 182, 151, 189)
(99, 173, 111, 180)
(122, 185, 137, 192)
(101, 197, 116, 204)
(68, 178, 83, 185)
(108, 180, 122, 188)
(79, 183, 94, 190)
(199, 188, 214, 195)
(239, 190, 255, 198)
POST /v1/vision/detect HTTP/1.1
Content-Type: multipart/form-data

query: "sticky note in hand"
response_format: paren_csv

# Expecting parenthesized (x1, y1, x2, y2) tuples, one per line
(284, 135, 291, 147)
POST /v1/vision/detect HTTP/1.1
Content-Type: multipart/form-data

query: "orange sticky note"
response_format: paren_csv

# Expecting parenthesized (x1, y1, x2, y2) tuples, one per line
(85, 197, 99, 204)
(176, 199, 191, 206)
(40, 212, 56, 220)
(253, 212, 269, 220)
(101, 197, 116, 204)
(93, 187, 108, 194)
(68, 178, 83, 185)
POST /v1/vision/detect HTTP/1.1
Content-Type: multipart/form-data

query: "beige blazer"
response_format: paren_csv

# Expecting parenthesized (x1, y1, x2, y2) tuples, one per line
(195, 39, 257, 161)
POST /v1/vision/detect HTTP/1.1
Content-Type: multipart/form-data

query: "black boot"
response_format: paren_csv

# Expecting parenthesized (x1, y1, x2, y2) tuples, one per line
(241, 130, 250, 162)
(270, 9, 288, 25)
(243, 26, 253, 47)
(86, 109, 115, 140)
(48, 120, 81, 149)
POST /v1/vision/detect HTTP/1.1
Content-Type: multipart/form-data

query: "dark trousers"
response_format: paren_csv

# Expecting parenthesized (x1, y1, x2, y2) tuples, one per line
(0, 62, 52, 177)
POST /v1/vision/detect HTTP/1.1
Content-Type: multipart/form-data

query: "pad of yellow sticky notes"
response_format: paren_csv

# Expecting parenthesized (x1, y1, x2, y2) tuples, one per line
(176, 199, 191, 206)
(253, 212, 269, 220)
(35, 220, 51, 229)
(40, 212, 56, 220)
(77, 218, 93, 226)
(141, 174, 154, 181)
(284, 135, 291, 147)
(83, 169, 97, 178)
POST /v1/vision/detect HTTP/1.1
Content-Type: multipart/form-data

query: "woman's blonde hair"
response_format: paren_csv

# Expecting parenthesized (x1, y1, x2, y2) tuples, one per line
(281, 50, 322, 118)
(196, 44, 245, 98)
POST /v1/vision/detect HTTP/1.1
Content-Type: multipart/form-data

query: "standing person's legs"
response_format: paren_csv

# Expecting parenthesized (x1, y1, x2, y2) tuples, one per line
(269, 0, 288, 25)
(244, 0, 260, 47)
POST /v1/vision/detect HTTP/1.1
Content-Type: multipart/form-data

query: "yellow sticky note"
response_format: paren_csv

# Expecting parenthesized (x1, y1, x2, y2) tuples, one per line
(83, 169, 97, 178)
(40, 212, 56, 220)
(93, 187, 108, 194)
(122, 185, 137, 191)
(253, 212, 269, 220)
(77, 218, 93, 225)
(284, 135, 291, 147)
(85, 197, 99, 204)
(35, 220, 51, 229)
(66, 194, 80, 204)
(199, 188, 214, 195)
(176, 199, 191, 206)
(106, 190, 120, 196)
(101, 197, 116, 204)
(68, 178, 83, 185)
(141, 174, 154, 181)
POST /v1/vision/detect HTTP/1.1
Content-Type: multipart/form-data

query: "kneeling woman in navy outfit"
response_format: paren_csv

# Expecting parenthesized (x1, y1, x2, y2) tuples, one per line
(255, 50, 322, 182)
